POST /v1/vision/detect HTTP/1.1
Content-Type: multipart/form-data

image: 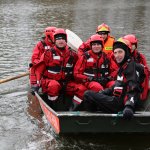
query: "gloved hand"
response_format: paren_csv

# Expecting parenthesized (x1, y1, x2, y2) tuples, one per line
(31, 84, 40, 95)
(29, 63, 33, 68)
(97, 77, 109, 86)
(123, 106, 134, 120)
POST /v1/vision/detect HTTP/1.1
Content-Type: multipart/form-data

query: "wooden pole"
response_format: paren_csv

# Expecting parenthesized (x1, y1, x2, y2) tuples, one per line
(0, 72, 29, 84)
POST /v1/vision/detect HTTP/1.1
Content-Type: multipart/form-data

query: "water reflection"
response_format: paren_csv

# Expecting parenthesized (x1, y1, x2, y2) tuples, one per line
(1, 0, 150, 149)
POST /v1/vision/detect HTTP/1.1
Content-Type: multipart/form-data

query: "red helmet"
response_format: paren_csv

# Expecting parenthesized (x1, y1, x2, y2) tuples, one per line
(96, 23, 111, 33)
(90, 34, 104, 47)
(124, 34, 138, 45)
(44, 26, 56, 42)
(53, 28, 67, 42)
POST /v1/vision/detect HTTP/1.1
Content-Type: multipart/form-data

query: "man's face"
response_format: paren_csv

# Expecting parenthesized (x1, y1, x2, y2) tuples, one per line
(91, 42, 102, 53)
(114, 48, 125, 63)
(97, 32, 108, 41)
(55, 38, 67, 48)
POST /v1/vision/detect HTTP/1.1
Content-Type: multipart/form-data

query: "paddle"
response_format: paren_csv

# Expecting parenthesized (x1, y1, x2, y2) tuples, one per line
(66, 29, 83, 52)
(0, 72, 29, 84)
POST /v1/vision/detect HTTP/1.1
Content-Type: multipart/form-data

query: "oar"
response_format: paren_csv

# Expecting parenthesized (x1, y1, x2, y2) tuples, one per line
(0, 72, 29, 84)
(66, 29, 83, 52)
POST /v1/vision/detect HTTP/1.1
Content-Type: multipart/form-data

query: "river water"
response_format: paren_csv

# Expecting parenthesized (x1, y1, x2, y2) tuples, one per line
(1, 0, 150, 150)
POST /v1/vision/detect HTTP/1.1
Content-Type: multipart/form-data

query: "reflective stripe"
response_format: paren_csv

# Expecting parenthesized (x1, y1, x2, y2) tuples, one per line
(101, 64, 105, 68)
(136, 71, 140, 77)
(105, 46, 113, 50)
(66, 63, 73, 67)
(117, 75, 123, 81)
(65, 72, 72, 75)
(73, 95, 82, 104)
(130, 97, 134, 103)
(87, 58, 94, 62)
(114, 87, 123, 90)
(45, 46, 51, 50)
(48, 95, 58, 101)
(53, 56, 60, 60)
(84, 72, 95, 77)
(48, 70, 60, 74)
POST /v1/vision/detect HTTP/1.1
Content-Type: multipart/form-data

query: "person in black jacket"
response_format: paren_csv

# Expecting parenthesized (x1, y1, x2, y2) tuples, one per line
(83, 37, 144, 119)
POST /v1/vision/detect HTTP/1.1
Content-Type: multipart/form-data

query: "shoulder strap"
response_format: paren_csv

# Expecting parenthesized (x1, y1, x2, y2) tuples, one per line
(67, 50, 74, 64)
(50, 47, 57, 55)
(102, 52, 109, 66)
(41, 39, 47, 47)
(84, 51, 90, 59)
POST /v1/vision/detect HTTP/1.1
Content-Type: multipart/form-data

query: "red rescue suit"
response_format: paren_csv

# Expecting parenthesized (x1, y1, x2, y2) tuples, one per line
(73, 50, 115, 104)
(31, 45, 78, 100)
(132, 50, 149, 99)
(83, 60, 144, 113)
(78, 36, 115, 57)
(30, 37, 54, 85)
(109, 51, 149, 100)
(31, 37, 54, 65)
(78, 39, 90, 57)
(131, 50, 149, 68)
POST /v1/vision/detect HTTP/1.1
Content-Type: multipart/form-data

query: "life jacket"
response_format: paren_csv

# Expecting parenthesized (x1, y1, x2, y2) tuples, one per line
(83, 51, 110, 78)
(112, 62, 128, 99)
(103, 36, 115, 55)
(113, 61, 149, 102)
(44, 47, 74, 80)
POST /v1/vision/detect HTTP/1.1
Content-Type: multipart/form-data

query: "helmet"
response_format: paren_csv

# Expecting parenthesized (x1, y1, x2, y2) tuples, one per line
(124, 34, 138, 45)
(90, 34, 104, 47)
(44, 26, 56, 42)
(113, 37, 132, 53)
(44, 26, 56, 36)
(96, 23, 111, 33)
(53, 28, 67, 42)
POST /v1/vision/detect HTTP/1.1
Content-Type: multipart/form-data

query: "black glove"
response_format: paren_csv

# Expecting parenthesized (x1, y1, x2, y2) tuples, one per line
(31, 84, 40, 95)
(123, 106, 134, 120)
(97, 77, 109, 86)
(29, 63, 33, 68)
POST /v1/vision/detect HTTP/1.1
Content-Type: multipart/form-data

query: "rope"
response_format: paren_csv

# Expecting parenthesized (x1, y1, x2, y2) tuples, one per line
(112, 111, 123, 125)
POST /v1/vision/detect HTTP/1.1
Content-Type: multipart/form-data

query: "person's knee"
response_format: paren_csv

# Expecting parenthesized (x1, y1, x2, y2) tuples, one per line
(84, 90, 95, 100)
(84, 90, 91, 97)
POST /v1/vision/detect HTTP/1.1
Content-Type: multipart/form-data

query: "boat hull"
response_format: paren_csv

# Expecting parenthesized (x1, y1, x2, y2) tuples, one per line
(35, 92, 150, 134)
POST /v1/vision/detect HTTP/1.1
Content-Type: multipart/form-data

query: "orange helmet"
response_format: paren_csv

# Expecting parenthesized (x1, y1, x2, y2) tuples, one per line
(90, 34, 104, 47)
(44, 26, 56, 42)
(53, 28, 67, 42)
(124, 34, 138, 45)
(96, 23, 111, 33)
(113, 37, 132, 53)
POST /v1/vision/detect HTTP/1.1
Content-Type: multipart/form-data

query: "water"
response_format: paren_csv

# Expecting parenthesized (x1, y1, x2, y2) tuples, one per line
(0, 0, 150, 149)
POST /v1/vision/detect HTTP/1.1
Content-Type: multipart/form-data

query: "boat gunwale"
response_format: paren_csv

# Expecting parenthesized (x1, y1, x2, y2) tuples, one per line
(35, 92, 150, 118)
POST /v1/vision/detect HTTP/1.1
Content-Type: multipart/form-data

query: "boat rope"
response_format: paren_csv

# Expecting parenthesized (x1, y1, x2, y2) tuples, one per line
(112, 111, 123, 125)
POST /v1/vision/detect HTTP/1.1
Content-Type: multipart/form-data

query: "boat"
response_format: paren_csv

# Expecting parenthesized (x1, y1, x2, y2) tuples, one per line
(28, 29, 150, 135)
(34, 91, 150, 135)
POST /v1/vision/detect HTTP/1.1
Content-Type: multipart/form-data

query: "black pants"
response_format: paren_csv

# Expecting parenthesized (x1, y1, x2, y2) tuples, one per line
(83, 90, 124, 113)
